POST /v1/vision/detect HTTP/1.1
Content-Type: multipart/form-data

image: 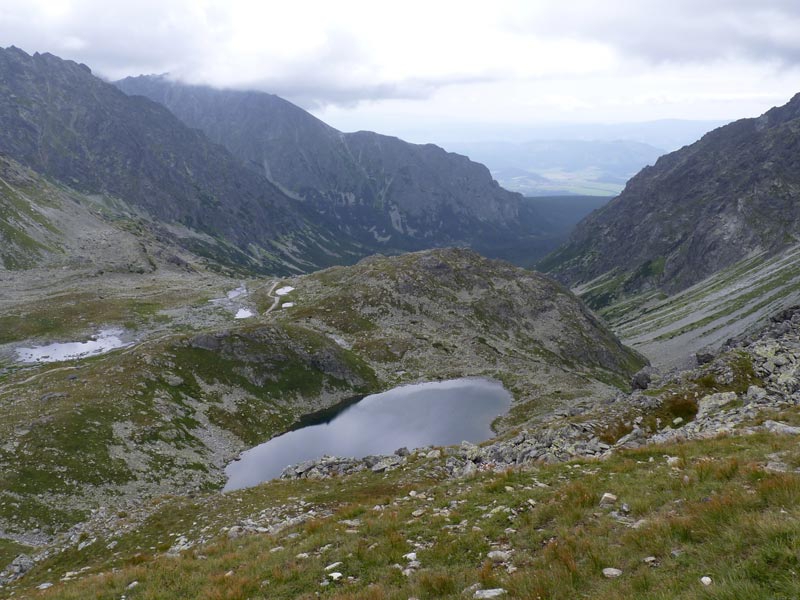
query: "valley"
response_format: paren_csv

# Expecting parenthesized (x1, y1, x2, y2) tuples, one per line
(2, 27, 800, 600)
(0, 248, 644, 544)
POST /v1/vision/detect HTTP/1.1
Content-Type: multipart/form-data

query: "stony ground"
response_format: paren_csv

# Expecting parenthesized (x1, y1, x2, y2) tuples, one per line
(0, 249, 644, 564)
(3, 300, 800, 597)
(587, 243, 800, 369)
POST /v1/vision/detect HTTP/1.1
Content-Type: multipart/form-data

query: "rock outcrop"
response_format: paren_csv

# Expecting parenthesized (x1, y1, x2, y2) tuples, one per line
(542, 92, 800, 304)
(114, 75, 546, 261)
(0, 46, 361, 274)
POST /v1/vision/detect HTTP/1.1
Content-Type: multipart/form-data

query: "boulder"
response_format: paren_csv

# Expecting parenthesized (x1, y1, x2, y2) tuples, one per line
(696, 392, 737, 419)
(764, 420, 800, 435)
(631, 368, 652, 390)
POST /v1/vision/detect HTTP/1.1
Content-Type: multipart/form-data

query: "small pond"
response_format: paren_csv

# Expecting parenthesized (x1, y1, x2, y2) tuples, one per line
(224, 378, 511, 490)
(15, 328, 131, 363)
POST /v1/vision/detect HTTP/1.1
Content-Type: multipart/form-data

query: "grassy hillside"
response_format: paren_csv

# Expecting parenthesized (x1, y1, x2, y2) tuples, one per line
(5, 426, 800, 599)
(0, 248, 644, 541)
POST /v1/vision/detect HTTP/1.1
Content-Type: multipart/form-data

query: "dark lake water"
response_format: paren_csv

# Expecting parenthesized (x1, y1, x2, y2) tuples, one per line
(223, 378, 512, 490)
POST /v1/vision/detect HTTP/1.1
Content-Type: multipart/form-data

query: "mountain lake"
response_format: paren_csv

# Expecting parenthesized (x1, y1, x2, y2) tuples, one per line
(224, 378, 512, 490)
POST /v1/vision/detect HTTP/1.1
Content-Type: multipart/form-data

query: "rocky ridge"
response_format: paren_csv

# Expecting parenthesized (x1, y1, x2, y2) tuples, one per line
(542, 91, 800, 303)
(0, 46, 365, 274)
(114, 75, 546, 262)
(278, 305, 800, 481)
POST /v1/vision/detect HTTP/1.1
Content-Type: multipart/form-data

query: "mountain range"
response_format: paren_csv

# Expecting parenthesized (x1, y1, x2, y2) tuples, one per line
(115, 74, 549, 261)
(6, 43, 800, 600)
(0, 47, 563, 275)
(541, 92, 800, 303)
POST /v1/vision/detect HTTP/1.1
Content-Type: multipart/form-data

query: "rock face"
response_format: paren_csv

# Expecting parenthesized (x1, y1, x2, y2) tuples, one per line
(114, 75, 546, 261)
(288, 248, 647, 394)
(276, 304, 800, 482)
(0, 154, 185, 272)
(0, 46, 361, 274)
(541, 92, 800, 304)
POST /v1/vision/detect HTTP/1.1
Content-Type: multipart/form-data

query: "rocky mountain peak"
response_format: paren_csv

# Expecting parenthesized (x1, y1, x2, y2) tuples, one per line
(541, 91, 800, 305)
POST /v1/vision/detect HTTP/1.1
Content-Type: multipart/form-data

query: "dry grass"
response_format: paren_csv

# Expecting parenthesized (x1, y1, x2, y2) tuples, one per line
(6, 432, 800, 599)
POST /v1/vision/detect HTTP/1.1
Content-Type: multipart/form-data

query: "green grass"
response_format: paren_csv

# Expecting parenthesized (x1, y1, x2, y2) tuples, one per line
(0, 294, 177, 344)
(0, 539, 33, 574)
(7, 430, 800, 599)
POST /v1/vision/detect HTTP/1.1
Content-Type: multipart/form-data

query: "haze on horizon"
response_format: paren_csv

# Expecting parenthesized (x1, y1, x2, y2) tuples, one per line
(2, 0, 799, 145)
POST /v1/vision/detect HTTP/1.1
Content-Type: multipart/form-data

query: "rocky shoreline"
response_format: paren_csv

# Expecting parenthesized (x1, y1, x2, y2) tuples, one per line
(279, 306, 800, 482)
(5, 305, 800, 589)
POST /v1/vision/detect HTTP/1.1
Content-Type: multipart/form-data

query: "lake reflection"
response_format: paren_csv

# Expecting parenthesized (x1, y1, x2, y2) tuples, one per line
(224, 378, 511, 490)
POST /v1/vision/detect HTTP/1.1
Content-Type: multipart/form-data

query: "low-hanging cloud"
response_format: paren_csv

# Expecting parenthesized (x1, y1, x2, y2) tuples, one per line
(511, 0, 800, 66)
(2, 0, 800, 109)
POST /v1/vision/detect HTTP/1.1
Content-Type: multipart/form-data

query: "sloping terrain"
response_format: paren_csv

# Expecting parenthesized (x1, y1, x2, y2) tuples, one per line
(541, 92, 800, 302)
(0, 248, 643, 547)
(5, 295, 800, 599)
(0, 154, 200, 274)
(114, 76, 547, 261)
(592, 244, 800, 368)
(0, 47, 364, 275)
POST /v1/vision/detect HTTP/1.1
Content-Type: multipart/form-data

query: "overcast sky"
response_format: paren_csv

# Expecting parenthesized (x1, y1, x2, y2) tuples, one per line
(2, 0, 800, 143)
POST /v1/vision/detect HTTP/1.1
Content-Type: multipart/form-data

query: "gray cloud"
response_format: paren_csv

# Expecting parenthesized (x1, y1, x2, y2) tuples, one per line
(1, 0, 799, 110)
(512, 0, 800, 66)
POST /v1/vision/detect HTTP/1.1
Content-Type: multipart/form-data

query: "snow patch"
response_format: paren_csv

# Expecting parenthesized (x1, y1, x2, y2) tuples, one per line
(275, 286, 295, 296)
(234, 309, 254, 319)
(226, 286, 247, 300)
(282, 302, 295, 309)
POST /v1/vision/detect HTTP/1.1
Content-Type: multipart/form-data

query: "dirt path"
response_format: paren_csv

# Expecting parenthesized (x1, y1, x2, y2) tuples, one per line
(263, 281, 281, 315)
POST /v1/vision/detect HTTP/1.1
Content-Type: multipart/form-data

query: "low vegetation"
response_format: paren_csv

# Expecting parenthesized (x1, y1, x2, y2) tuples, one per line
(6, 427, 800, 599)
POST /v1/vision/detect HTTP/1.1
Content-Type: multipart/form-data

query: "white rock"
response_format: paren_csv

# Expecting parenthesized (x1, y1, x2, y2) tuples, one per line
(697, 392, 737, 418)
(474, 589, 507, 599)
(324, 561, 343, 571)
(487, 550, 511, 563)
(764, 420, 800, 435)
(36, 583, 53, 590)
(701, 576, 712, 586)
(127, 581, 139, 589)
(603, 567, 623, 578)
(665, 455, 681, 467)
(328, 572, 343, 581)
(599, 492, 617, 506)
(403, 552, 417, 561)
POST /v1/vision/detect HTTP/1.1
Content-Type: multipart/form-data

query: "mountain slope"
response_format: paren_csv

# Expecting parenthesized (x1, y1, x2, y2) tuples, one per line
(0, 153, 209, 274)
(541, 92, 800, 302)
(114, 75, 546, 260)
(7, 300, 800, 599)
(0, 248, 644, 538)
(0, 47, 363, 274)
